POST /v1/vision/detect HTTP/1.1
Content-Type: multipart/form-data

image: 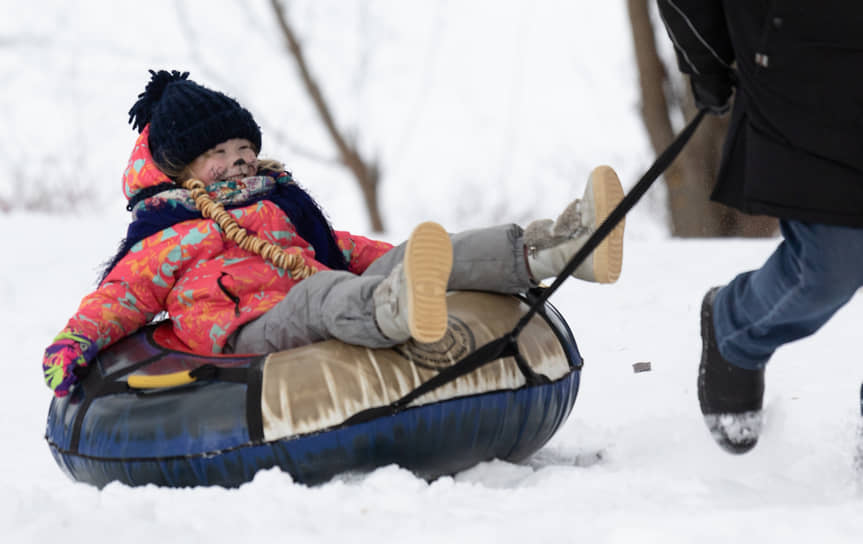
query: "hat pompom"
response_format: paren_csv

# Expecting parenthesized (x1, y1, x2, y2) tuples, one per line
(128, 70, 190, 133)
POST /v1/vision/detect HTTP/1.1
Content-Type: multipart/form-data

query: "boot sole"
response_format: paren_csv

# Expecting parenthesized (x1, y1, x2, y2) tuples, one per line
(403, 222, 453, 343)
(588, 165, 625, 283)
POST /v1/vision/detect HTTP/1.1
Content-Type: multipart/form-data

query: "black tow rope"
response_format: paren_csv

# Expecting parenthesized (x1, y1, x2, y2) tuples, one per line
(351, 110, 708, 426)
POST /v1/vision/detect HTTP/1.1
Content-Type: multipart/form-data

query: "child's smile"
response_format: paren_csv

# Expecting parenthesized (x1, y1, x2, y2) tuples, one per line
(187, 138, 259, 184)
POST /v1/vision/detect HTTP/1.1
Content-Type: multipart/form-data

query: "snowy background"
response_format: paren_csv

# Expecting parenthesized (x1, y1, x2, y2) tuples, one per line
(3, 1, 863, 542)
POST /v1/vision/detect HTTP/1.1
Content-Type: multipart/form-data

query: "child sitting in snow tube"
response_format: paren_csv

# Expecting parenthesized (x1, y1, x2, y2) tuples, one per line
(42, 69, 625, 398)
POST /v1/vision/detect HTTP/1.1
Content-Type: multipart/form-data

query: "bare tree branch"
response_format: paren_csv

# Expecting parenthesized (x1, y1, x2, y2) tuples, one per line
(269, 0, 384, 232)
(169, 0, 335, 166)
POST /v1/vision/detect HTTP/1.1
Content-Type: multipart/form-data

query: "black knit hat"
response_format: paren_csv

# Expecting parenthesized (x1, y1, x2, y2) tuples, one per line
(128, 70, 262, 169)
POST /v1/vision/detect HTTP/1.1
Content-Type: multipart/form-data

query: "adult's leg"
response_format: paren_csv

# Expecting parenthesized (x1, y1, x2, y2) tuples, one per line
(700, 220, 863, 453)
(713, 220, 863, 370)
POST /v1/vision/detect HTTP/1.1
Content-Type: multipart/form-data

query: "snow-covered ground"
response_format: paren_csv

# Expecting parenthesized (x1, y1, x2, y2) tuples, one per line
(4, 214, 863, 542)
(3, 1, 863, 542)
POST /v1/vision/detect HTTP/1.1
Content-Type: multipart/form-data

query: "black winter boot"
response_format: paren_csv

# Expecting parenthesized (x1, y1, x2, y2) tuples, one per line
(698, 287, 765, 454)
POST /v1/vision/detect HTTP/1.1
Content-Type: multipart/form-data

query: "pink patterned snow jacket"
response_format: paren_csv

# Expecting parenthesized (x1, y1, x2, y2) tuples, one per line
(56, 127, 393, 355)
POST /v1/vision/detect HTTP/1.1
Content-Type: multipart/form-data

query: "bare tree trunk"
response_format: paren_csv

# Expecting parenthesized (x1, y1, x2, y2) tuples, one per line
(269, 0, 385, 232)
(627, 0, 776, 237)
(628, 0, 721, 236)
(680, 89, 778, 237)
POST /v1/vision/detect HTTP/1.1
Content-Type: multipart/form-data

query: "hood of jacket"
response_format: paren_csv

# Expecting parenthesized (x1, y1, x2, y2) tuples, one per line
(122, 125, 173, 202)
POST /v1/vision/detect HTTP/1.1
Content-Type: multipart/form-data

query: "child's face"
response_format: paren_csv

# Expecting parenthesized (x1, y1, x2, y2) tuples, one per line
(186, 138, 259, 184)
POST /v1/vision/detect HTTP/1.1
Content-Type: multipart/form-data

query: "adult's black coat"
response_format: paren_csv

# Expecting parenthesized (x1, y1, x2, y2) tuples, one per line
(657, 0, 863, 227)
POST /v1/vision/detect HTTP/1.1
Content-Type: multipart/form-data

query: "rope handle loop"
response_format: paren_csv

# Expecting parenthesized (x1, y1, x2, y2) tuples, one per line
(127, 370, 196, 389)
(125, 364, 248, 390)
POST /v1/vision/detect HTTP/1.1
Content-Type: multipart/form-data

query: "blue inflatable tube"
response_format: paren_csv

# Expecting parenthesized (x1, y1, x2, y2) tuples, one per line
(45, 291, 582, 487)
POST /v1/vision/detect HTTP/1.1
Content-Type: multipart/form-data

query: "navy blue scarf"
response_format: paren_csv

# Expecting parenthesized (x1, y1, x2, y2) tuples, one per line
(100, 175, 349, 283)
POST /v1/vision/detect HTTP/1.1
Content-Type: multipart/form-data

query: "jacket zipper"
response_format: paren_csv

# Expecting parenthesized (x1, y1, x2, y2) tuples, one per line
(217, 272, 242, 317)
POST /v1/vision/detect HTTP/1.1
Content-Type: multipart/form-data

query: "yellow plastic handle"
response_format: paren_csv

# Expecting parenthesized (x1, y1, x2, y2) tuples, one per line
(127, 370, 196, 389)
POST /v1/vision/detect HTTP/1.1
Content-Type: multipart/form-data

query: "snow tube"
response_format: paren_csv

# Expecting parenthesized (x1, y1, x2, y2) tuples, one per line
(45, 291, 582, 488)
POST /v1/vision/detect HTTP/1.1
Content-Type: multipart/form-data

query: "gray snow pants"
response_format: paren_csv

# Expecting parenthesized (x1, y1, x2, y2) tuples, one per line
(224, 224, 532, 353)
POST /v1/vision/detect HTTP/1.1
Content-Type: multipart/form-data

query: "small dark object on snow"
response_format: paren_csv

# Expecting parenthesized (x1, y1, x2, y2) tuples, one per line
(632, 362, 651, 373)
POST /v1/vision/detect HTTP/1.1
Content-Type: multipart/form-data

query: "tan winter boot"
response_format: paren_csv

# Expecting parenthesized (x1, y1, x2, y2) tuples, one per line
(524, 165, 624, 283)
(373, 222, 453, 344)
